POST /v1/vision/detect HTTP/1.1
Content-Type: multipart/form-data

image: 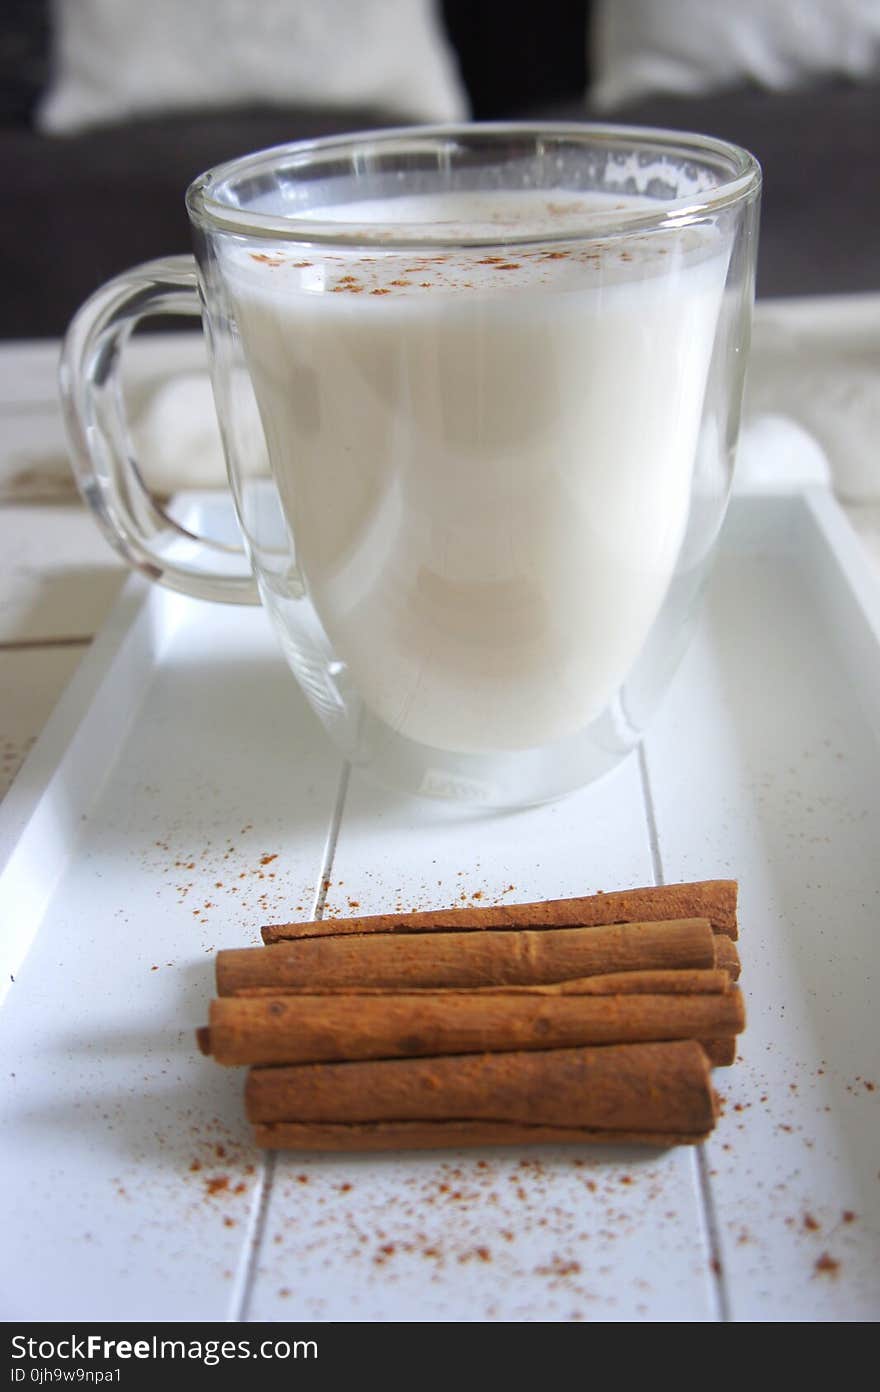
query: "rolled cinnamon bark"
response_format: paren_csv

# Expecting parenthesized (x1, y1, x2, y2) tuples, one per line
(253, 1120, 709, 1150)
(219, 917, 719, 996)
(245, 1040, 717, 1140)
(701, 1038, 737, 1067)
(261, 880, 738, 944)
(227, 967, 732, 998)
(207, 985, 744, 1066)
(714, 934, 741, 981)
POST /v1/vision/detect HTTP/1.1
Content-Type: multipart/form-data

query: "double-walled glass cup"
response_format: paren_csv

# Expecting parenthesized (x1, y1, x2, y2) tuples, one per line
(62, 124, 761, 807)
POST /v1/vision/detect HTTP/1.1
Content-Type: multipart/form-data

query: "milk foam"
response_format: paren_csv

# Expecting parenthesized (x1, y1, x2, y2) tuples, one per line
(225, 191, 729, 753)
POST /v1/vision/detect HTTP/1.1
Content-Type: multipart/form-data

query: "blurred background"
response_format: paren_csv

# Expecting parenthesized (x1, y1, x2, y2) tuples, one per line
(3, 0, 879, 339)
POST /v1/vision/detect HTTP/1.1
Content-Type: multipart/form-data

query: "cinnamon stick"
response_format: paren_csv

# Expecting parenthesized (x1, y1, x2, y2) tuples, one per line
(261, 880, 738, 944)
(715, 934, 741, 981)
(253, 1120, 709, 1150)
(227, 967, 733, 998)
(245, 1041, 718, 1142)
(206, 985, 743, 1066)
(701, 1038, 737, 1067)
(219, 917, 721, 995)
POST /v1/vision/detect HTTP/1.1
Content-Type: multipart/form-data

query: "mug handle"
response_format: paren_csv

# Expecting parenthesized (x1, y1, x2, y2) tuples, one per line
(60, 254, 259, 605)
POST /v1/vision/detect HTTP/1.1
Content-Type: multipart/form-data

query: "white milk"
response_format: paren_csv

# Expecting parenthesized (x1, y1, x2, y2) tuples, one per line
(224, 192, 729, 753)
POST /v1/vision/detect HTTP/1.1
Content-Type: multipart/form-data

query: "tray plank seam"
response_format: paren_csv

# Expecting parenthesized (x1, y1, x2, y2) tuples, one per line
(637, 741, 730, 1321)
(234, 758, 352, 1319)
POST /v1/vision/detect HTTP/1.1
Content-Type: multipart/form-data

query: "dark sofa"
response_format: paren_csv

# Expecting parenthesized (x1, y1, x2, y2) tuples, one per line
(2, 0, 878, 339)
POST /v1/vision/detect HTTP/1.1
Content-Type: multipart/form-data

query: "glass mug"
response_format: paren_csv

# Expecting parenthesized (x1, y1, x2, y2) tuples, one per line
(61, 124, 760, 807)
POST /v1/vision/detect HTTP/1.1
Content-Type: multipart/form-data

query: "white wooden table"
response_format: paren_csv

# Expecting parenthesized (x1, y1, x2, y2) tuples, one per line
(1, 302, 879, 1322)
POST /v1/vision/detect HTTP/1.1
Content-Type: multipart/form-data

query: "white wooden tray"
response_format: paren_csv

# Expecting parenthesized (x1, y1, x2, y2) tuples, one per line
(1, 489, 878, 1322)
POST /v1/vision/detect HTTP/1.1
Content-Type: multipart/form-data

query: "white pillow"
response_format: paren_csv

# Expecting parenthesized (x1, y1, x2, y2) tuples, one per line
(591, 0, 880, 110)
(38, 0, 468, 134)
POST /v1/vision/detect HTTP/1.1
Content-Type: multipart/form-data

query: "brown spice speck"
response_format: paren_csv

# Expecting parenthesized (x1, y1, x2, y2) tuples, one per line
(814, 1252, 840, 1277)
(803, 1213, 820, 1232)
(205, 1176, 229, 1197)
(536, 1257, 581, 1278)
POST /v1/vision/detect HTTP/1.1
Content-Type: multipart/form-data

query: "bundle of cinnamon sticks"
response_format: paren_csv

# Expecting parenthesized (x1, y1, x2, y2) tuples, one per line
(199, 879, 744, 1152)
